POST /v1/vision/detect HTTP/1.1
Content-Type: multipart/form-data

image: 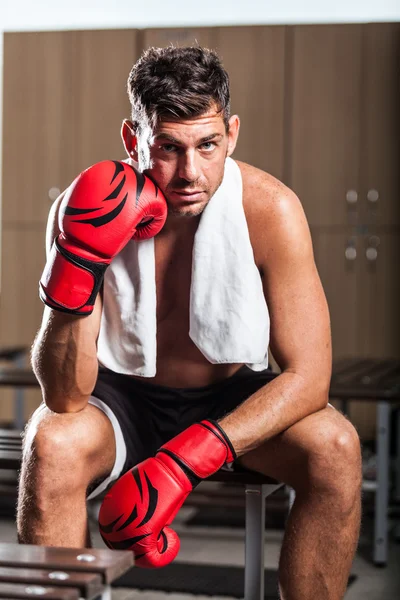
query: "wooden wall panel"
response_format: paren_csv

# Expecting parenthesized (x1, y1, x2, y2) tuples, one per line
(356, 231, 400, 358)
(70, 29, 138, 171)
(1, 29, 140, 424)
(312, 230, 359, 359)
(2, 32, 77, 224)
(312, 228, 383, 438)
(214, 26, 286, 180)
(0, 388, 43, 426)
(289, 25, 363, 227)
(360, 23, 400, 226)
(2, 29, 138, 226)
(0, 389, 17, 426)
(24, 388, 43, 421)
(140, 27, 285, 179)
(0, 227, 46, 347)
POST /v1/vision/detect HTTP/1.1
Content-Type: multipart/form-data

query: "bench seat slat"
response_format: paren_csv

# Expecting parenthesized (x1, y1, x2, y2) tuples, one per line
(0, 437, 22, 444)
(0, 544, 133, 584)
(0, 347, 27, 361)
(0, 450, 22, 469)
(0, 443, 22, 450)
(0, 429, 22, 439)
(208, 470, 279, 485)
(0, 369, 38, 387)
(0, 566, 103, 600)
(0, 582, 79, 599)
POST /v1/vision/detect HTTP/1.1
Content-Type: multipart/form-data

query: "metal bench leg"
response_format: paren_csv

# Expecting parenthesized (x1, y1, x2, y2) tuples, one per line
(395, 408, 400, 501)
(244, 483, 266, 600)
(374, 401, 390, 565)
(100, 586, 111, 600)
(394, 408, 400, 543)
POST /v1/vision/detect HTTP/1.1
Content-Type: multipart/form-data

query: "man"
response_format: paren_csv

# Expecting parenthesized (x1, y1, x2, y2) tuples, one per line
(18, 46, 361, 599)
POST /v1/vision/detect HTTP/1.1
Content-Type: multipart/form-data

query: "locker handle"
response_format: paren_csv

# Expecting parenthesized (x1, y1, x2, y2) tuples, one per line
(366, 247, 378, 261)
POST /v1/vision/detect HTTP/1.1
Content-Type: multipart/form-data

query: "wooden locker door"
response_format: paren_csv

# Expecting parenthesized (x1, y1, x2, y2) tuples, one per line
(334, 230, 400, 440)
(311, 229, 359, 359)
(213, 26, 286, 180)
(2, 31, 78, 225)
(312, 228, 379, 440)
(0, 386, 43, 426)
(0, 226, 46, 347)
(359, 23, 400, 227)
(0, 29, 137, 426)
(288, 25, 363, 227)
(70, 29, 139, 171)
(356, 231, 400, 358)
(141, 26, 286, 181)
(0, 28, 139, 352)
(2, 30, 139, 226)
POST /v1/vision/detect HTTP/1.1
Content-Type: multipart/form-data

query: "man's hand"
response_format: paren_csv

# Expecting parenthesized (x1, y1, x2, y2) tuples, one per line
(98, 420, 236, 568)
(39, 160, 167, 315)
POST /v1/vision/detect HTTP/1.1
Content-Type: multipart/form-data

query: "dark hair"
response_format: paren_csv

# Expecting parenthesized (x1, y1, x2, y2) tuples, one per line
(127, 45, 231, 135)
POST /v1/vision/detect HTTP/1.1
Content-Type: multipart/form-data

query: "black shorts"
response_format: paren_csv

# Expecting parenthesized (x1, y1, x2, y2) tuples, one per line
(87, 365, 277, 498)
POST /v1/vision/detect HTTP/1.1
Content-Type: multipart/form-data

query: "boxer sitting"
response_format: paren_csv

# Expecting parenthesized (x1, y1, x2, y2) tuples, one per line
(18, 46, 362, 600)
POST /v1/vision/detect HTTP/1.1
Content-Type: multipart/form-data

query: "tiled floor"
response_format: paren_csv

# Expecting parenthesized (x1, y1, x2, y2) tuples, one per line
(1, 501, 399, 600)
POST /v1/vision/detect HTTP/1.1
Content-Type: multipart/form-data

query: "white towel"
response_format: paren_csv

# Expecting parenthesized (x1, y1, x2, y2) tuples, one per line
(97, 157, 270, 377)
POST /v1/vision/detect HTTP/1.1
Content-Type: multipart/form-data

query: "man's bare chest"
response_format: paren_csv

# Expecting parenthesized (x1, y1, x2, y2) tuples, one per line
(154, 234, 194, 324)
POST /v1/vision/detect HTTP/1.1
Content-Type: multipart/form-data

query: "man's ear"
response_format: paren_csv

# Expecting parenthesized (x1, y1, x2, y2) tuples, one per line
(121, 119, 138, 161)
(226, 114, 240, 157)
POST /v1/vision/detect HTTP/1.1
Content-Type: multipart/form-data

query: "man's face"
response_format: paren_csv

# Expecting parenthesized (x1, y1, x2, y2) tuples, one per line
(135, 107, 239, 219)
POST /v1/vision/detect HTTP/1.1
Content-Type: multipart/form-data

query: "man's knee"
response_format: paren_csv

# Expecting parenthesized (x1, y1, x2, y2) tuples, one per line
(21, 403, 116, 494)
(305, 411, 362, 508)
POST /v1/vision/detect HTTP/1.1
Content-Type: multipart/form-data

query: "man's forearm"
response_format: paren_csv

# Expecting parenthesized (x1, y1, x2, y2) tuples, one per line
(219, 370, 330, 456)
(31, 307, 99, 413)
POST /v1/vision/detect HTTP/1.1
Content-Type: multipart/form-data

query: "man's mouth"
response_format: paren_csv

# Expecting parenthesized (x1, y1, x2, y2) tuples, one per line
(171, 190, 204, 200)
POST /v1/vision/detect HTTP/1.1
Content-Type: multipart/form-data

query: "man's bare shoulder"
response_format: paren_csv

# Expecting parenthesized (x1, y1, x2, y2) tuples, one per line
(235, 160, 309, 267)
(236, 160, 295, 217)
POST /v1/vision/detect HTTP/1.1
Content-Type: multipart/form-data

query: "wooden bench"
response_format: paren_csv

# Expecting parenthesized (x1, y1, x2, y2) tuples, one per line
(0, 346, 31, 432)
(1, 353, 400, 578)
(0, 358, 285, 599)
(330, 357, 400, 565)
(0, 429, 282, 600)
(0, 543, 133, 599)
(0, 428, 22, 471)
(0, 347, 27, 363)
(0, 429, 22, 516)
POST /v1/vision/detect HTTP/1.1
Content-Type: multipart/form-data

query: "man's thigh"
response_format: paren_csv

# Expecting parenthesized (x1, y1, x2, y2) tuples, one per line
(237, 404, 360, 490)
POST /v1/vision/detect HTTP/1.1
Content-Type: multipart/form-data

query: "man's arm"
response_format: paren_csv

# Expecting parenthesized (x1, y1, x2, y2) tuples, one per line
(33, 161, 167, 413)
(31, 192, 102, 413)
(219, 172, 332, 456)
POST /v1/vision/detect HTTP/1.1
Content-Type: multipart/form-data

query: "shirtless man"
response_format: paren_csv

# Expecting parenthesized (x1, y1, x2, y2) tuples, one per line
(17, 46, 362, 599)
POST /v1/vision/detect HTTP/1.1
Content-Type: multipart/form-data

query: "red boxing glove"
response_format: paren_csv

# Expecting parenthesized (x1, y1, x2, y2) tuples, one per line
(39, 160, 167, 314)
(98, 420, 236, 568)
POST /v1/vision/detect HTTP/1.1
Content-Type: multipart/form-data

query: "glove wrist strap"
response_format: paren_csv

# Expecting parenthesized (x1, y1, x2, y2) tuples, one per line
(39, 237, 107, 314)
(159, 420, 237, 480)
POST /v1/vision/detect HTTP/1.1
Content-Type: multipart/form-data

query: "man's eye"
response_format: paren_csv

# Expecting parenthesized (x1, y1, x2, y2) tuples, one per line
(200, 142, 216, 151)
(161, 144, 178, 153)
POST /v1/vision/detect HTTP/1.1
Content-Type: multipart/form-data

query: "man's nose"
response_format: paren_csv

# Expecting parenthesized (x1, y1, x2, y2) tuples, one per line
(178, 151, 199, 182)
